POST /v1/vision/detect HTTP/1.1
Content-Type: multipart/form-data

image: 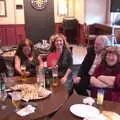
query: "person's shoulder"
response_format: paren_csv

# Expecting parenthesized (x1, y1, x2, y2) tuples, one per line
(87, 46, 94, 51)
(86, 46, 95, 55)
(63, 47, 71, 54)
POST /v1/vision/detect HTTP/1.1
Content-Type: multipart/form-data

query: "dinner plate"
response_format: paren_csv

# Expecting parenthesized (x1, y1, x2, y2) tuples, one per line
(70, 104, 100, 118)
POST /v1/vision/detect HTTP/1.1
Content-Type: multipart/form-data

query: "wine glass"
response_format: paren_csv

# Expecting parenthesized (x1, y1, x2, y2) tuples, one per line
(0, 90, 7, 110)
(36, 66, 45, 88)
(21, 64, 26, 72)
(0, 73, 8, 110)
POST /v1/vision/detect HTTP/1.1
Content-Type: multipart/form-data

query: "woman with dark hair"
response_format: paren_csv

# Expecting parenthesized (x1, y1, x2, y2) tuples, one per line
(14, 38, 43, 77)
(47, 33, 73, 95)
(90, 46, 120, 102)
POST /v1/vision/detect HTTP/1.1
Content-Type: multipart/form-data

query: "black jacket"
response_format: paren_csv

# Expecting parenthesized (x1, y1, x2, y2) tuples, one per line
(78, 47, 95, 77)
(74, 47, 95, 96)
(57, 47, 73, 77)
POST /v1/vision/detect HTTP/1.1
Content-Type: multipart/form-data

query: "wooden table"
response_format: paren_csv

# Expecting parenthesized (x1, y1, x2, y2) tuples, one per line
(0, 77, 68, 120)
(51, 93, 120, 120)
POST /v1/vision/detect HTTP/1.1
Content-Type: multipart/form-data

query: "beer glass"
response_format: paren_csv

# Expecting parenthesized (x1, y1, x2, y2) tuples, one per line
(21, 64, 27, 81)
(11, 92, 21, 111)
(52, 66, 58, 87)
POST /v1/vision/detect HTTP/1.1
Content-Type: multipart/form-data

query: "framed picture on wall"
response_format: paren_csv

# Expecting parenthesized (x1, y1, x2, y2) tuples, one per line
(0, 0, 6, 17)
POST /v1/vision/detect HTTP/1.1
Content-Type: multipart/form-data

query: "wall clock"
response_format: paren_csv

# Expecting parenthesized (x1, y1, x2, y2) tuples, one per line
(31, 0, 48, 10)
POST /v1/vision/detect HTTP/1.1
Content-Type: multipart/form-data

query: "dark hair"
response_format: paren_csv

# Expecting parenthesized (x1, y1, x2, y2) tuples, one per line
(16, 38, 34, 57)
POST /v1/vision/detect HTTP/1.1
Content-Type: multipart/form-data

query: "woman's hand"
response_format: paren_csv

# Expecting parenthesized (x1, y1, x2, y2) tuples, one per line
(73, 77, 81, 84)
(21, 71, 30, 77)
(90, 76, 108, 88)
(60, 76, 67, 84)
(97, 75, 106, 81)
(97, 75, 115, 87)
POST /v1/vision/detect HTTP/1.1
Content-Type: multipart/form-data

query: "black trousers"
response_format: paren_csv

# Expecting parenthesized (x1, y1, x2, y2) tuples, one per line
(74, 76, 90, 96)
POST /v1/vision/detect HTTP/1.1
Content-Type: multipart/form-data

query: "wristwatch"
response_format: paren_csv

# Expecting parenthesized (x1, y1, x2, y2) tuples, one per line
(31, 0, 48, 10)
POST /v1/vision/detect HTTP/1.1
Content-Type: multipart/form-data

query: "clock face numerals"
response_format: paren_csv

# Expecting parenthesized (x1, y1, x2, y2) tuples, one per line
(31, 0, 48, 10)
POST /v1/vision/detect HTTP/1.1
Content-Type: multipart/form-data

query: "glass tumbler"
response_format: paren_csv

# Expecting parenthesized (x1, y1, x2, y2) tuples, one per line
(52, 66, 58, 87)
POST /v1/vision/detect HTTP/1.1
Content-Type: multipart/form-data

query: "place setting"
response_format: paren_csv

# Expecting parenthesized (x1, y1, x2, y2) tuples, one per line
(69, 93, 120, 120)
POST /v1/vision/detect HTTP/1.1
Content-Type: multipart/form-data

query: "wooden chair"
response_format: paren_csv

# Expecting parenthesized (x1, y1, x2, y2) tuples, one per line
(85, 24, 97, 46)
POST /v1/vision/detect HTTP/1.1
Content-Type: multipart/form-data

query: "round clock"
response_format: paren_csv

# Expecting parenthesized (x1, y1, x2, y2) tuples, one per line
(31, 0, 48, 10)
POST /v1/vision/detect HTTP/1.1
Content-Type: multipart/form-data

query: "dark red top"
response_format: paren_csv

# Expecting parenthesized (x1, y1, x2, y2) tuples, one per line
(91, 63, 120, 102)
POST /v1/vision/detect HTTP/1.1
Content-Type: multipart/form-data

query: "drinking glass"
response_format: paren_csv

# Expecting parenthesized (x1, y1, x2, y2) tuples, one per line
(0, 73, 7, 110)
(6, 64, 14, 77)
(11, 92, 21, 111)
(52, 66, 59, 87)
(21, 64, 27, 81)
(36, 66, 45, 88)
(97, 88, 104, 105)
(0, 90, 7, 110)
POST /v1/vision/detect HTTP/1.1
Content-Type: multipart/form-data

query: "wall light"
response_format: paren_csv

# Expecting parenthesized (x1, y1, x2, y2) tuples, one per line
(57, 0, 68, 16)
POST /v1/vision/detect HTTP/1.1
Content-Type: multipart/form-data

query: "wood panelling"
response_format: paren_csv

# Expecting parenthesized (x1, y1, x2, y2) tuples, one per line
(0, 28, 6, 45)
(15, 24, 25, 44)
(0, 24, 25, 46)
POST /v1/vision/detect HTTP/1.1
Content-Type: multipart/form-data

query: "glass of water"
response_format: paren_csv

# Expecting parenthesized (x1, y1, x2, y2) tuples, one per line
(0, 73, 8, 110)
(0, 90, 7, 110)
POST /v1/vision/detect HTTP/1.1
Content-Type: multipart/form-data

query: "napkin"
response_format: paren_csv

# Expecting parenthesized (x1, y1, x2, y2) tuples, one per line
(83, 97, 95, 106)
(17, 105, 36, 116)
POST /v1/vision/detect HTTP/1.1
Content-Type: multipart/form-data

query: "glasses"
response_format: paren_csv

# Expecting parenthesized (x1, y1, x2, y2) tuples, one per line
(52, 66, 59, 87)
(11, 92, 21, 112)
(21, 65, 27, 81)
(0, 73, 8, 110)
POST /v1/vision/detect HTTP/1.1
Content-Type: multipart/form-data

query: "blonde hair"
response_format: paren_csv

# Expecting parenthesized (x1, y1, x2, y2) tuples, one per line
(49, 33, 70, 52)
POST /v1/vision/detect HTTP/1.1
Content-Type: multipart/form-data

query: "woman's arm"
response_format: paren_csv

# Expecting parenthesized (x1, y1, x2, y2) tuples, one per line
(15, 56, 23, 76)
(97, 75, 115, 87)
(61, 68, 72, 84)
(90, 76, 108, 88)
(15, 56, 29, 76)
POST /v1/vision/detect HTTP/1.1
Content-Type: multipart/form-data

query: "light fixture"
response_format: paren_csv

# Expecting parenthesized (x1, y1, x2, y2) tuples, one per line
(57, 0, 68, 16)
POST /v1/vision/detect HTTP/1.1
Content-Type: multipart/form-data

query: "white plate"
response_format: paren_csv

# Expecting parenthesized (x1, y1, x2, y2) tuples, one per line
(70, 104, 100, 118)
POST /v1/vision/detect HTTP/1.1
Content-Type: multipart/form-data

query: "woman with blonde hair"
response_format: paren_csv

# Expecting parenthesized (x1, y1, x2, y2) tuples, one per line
(90, 46, 120, 102)
(47, 33, 73, 95)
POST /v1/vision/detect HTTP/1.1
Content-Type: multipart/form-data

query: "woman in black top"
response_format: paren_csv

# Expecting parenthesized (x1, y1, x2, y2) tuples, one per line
(14, 38, 43, 77)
